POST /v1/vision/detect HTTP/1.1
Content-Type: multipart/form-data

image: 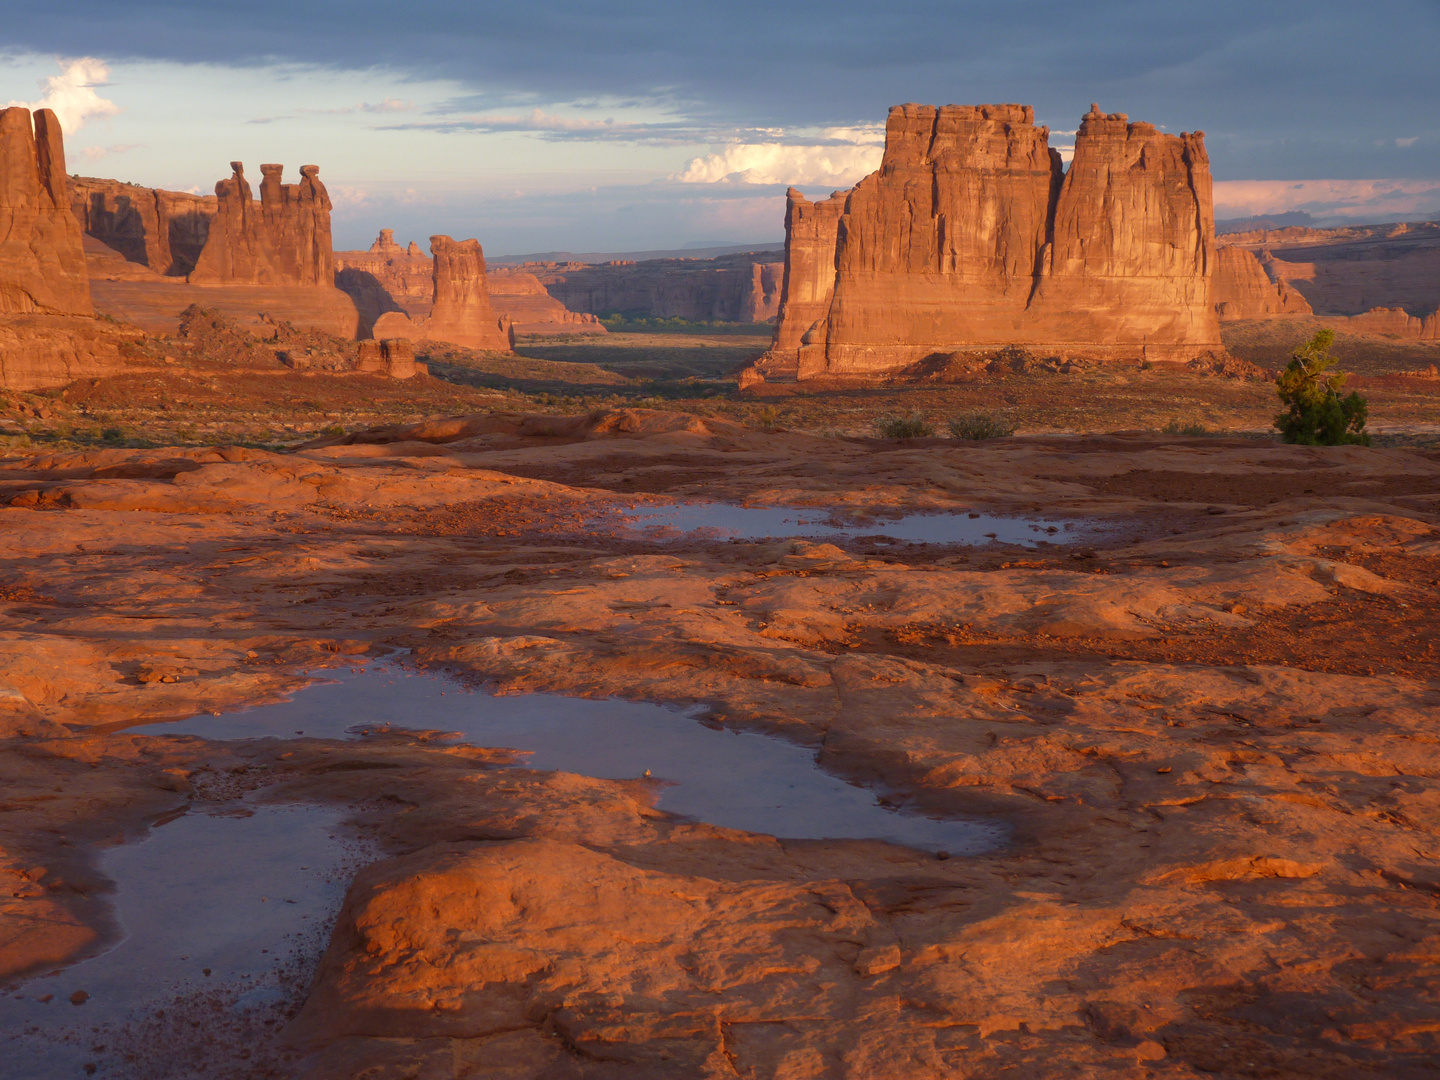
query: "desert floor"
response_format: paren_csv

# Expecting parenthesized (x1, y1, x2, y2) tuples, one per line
(1, 321, 1439, 1079)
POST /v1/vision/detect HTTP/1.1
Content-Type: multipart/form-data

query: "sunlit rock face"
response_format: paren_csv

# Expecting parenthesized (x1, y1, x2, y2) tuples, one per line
(188, 162, 335, 287)
(0, 107, 92, 316)
(371, 235, 515, 351)
(1213, 245, 1313, 319)
(769, 103, 1225, 379)
(69, 176, 216, 277)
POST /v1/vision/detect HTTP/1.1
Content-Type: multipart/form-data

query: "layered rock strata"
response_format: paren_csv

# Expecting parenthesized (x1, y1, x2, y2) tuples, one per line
(528, 252, 784, 323)
(765, 103, 1224, 380)
(189, 162, 335, 287)
(1213, 246, 1312, 319)
(0, 107, 137, 390)
(371, 236, 514, 351)
(69, 177, 215, 277)
(335, 230, 603, 335)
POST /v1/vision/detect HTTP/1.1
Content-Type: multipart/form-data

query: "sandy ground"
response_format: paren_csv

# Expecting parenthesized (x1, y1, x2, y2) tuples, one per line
(0, 406, 1438, 1078)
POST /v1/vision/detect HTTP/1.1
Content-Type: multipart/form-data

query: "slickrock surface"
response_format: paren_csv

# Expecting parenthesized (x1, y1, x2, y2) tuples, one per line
(1, 411, 1438, 1077)
(372, 235, 515, 352)
(69, 176, 216, 277)
(0, 108, 139, 390)
(529, 252, 784, 323)
(762, 103, 1224, 382)
(189, 162, 336, 288)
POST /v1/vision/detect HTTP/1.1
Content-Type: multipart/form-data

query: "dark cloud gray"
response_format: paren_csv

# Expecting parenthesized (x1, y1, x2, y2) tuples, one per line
(7, 0, 1438, 178)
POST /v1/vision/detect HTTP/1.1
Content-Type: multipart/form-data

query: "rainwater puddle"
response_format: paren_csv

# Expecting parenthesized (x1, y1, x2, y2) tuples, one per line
(132, 664, 1003, 855)
(0, 804, 363, 1079)
(611, 502, 1081, 546)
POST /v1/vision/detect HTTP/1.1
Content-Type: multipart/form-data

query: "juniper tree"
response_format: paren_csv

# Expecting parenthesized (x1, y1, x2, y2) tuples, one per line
(1273, 329, 1370, 446)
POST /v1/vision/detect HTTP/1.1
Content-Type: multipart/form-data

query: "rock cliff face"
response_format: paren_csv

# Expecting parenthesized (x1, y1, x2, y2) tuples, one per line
(768, 188, 847, 371)
(371, 236, 514, 352)
(69, 177, 215, 277)
(1213, 246, 1312, 319)
(0, 107, 138, 390)
(188, 162, 335, 287)
(529, 252, 784, 323)
(1, 107, 91, 316)
(766, 103, 1224, 380)
(336, 231, 601, 336)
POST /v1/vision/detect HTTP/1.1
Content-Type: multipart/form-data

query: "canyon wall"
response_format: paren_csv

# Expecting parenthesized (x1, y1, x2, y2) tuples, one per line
(336, 230, 603, 334)
(70, 177, 215, 277)
(189, 162, 335, 287)
(1213, 246, 1312, 319)
(765, 103, 1224, 380)
(529, 252, 784, 323)
(0, 107, 139, 390)
(371, 235, 514, 352)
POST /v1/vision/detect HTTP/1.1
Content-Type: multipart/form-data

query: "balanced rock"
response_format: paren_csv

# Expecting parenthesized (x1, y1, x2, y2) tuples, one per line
(189, 162, 335, 287)
(764, 102, 1225, 380)
(0, 107, 91, 315)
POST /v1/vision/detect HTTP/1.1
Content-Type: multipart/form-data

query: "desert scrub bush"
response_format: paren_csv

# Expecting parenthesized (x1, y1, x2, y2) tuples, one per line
(948, 411, 1016, 440)
(757, 405, 780, 429)
(1161, 419, 1211, 436)
(874, 412, 935, 439)
(1274, 329, 1370, 445)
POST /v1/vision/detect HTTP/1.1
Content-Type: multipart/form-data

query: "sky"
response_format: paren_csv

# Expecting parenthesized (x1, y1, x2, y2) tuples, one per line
(3, 1, 1437, 255)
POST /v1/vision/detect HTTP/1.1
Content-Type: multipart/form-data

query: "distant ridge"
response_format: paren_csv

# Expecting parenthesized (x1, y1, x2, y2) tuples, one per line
(489, 241, 784, 266)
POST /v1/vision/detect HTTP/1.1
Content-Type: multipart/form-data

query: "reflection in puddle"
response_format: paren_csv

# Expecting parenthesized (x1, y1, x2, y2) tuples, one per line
(610, 502, 1081, 546)
(0, 805, 361, 1079)
(133, 665, 1003, 855)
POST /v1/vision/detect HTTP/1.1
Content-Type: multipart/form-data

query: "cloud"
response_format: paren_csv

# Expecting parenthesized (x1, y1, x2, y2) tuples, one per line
(1213, 178, 1440, 222)
(1396, 136, 1420, 148)
(677, 125, 884, 186)
(7, 56, 119, 132)
(77, 142, 142, 162)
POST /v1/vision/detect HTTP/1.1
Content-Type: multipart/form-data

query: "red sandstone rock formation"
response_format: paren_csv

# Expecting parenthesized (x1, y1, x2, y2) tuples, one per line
(529, 252, 784, 323)
(1, 107, 91, 316)
(1213, 246, 1312, 319)
(486, 267, 606, 333)
(69, 176, 215, 277)
(0, 107, 139, 390)
(369, 236, 514, 351)
(189, 162, 335, 287)
(762, 103, 1225, 381)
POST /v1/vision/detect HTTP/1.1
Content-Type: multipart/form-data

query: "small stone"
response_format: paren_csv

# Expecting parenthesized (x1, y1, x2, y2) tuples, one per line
(1156, 766, 1172, 774)
(69, 990, 89, 1005)
(1136, 1040, 1167, 1061)
(936, 850, 950, 861)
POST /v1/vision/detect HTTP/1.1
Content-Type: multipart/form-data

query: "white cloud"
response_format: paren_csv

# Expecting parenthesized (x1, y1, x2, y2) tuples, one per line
(8, 57, 120, 133)
(676, 125, 884, 187)
(1213, 178, 1440, 221)
(1396, 136, 1420, 148)
(78, 142, 142, 163)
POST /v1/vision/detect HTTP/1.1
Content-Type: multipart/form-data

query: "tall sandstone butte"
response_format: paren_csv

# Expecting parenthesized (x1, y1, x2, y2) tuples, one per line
(0, 107, 91, 316)
(372, 236, 514, 351)
(189, 162, 335, 287)
(0, 107, 139, 390)
(769, 103, 1224, 379)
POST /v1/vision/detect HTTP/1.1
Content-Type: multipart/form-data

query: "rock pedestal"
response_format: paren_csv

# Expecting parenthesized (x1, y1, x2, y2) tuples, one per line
(424, 236, 516, 351)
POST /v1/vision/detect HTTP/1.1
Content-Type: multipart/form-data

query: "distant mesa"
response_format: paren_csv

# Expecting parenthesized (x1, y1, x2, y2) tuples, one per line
(0, 106, 137, 390)
(526, 254, 783, 324)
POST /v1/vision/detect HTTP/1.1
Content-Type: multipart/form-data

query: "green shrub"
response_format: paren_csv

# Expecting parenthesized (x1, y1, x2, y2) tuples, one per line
(757, 405, 780, 429)
(948, 411, 1016, 440)
(874, 412, 935, 439)
(1274, 329, 1370, 445)
(1161, 419, 1210, 437)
